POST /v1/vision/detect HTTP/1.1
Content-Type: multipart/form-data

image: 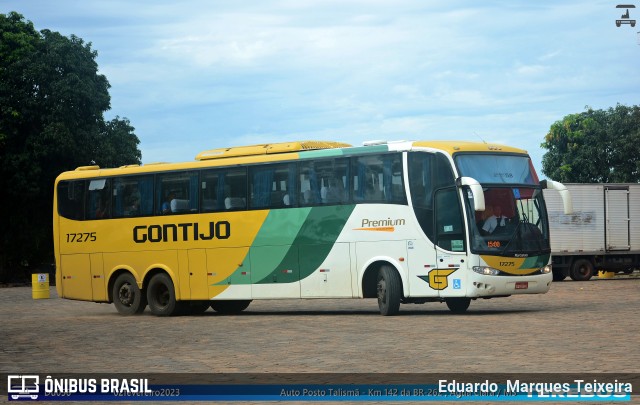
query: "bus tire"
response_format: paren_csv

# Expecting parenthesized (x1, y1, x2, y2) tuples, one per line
(147, 273, 178, 316)
(552, 269, 567, 281)
(113, 273, 147, 315)
(377, 265, 401, 316)
(570, 259, 594, 281)
(210, 300, 251, 314)
(446, 298, 471, 314)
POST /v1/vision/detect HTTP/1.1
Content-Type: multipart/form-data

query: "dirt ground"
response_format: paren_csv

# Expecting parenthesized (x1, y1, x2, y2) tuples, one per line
(1, 277, 638, 403)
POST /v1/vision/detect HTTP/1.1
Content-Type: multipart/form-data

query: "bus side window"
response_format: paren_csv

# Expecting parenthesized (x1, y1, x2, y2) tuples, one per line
(57, 180, 86, 220)
(86, 179, 111, 220)
(156, 171, 198, 215)
(387, 155, 406, 203)
(201, 170, 220, 212)
(408, 153, 434, 240)
(299, 162, 320, 206)
(313, 158, 349, 205)
(352, 153, 406, 204)
(354, 156, 379, 202)
(221, 168, 247, 211)
(113, 175, 154, 218)
(250, 163, 297, 209)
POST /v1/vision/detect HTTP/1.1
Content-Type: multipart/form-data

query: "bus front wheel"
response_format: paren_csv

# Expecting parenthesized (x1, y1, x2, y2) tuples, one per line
(147, 273, 178, 316)
(552, 269, 567, 281)
(377, 265, 401, 316)
(112, 273, 146, 315)
(446, 298, 471, 314)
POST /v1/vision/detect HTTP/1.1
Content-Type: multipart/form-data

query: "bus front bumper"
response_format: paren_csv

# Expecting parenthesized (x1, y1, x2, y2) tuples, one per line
(466, 271, 552, 297)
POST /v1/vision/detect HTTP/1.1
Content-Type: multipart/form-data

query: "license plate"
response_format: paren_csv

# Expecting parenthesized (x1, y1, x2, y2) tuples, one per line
(515, 281, 529, 290)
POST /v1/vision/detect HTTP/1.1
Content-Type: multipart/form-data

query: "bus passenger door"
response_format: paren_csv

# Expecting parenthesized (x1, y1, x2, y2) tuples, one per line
(407, 187, 468, 298)
(409, 246, 467, 298)
(60, 254, 93, 300)
(435, 249, 467, 297)
(300, 243, 351, 297)
(433, 187, 468, 297)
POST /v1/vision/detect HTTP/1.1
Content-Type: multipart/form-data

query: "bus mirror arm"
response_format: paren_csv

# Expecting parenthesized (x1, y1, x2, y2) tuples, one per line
(541, 180, 573, 214)
(457, 177, 485, 212)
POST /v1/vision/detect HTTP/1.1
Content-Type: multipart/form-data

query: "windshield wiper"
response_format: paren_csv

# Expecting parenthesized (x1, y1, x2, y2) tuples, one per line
(502, 205, 544, 255)
(501, 217, 524, 254)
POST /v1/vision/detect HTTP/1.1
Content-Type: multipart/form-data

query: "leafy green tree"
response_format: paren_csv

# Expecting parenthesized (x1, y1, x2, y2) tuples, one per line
(94, 117, 142, 168)
(0, 12, 141, 281)
(541, 105, 640, 183)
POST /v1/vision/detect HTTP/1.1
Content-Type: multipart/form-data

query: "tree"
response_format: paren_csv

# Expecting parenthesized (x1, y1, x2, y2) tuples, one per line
(0, 12, 141, 281)
(94, 117, 142, 168)
(541, 105, 640, 183)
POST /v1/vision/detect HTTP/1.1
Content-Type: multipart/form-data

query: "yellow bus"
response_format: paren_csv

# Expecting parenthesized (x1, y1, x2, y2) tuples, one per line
(54, 140, 572, 316)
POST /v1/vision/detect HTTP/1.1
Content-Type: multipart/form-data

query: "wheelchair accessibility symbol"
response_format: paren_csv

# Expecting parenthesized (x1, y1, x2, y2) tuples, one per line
(453, 279, 461, 289)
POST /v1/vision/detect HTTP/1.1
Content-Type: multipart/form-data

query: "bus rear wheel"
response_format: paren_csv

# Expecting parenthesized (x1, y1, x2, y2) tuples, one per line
(210, 300, 251, 314)
(113, 273, 146, 315)
(147, 273, 178, 316)
(570, 259, 594, 281)
(446, 298, 471, 314)
(377, 265, 401, 316)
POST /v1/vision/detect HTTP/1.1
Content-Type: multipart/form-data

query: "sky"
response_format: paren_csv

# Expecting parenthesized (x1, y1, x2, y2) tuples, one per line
(3, 0, 640, 178)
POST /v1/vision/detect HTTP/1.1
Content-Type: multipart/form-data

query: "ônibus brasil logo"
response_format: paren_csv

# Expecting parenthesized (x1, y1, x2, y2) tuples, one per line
(8, 375, 40, 400)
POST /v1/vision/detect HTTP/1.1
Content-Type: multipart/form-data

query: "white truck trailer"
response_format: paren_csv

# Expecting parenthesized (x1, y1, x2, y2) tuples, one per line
(543, 183, 640, 281)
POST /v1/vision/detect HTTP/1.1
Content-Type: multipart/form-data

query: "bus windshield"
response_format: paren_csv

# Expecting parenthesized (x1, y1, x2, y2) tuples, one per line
(464, 186, 550, 255)
(455, 153, 549, 256)
(455, 154, 539, 185)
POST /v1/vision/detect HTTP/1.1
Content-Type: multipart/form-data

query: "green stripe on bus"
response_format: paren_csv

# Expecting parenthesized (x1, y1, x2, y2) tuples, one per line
(296, 205, 355, 280)
(521, 254, 549, 269)
(242, 208, 312, 284)
(341, 145, 389, 156)
(254, 205, 355, 284)
(298, 148, 346, 159)
(253, 208, 313, 246)
(298, 145, 389, 159)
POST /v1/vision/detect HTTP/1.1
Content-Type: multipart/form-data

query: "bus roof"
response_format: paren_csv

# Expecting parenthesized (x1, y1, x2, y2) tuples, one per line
(412, 140, 528, 155)
(57, 139, 529, 180)
(195, 140, 352, 160)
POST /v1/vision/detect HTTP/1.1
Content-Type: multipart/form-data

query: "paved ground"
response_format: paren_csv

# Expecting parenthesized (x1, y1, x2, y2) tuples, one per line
(1, 277, 638, 376)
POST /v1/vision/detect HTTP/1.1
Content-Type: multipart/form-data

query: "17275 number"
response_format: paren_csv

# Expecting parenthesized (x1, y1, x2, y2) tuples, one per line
(66, 232, 97, 243)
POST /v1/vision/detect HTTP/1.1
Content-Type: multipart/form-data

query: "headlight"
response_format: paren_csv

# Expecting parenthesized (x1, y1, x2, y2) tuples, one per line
(472, 266, 500, 276)
(541, 264, 552, 274)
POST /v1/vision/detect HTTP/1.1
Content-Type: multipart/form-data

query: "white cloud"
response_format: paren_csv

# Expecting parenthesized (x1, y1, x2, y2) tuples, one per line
(515, 64, 549, 76)
(539, 50, 561, 61)
(4, 0, 639, 177)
